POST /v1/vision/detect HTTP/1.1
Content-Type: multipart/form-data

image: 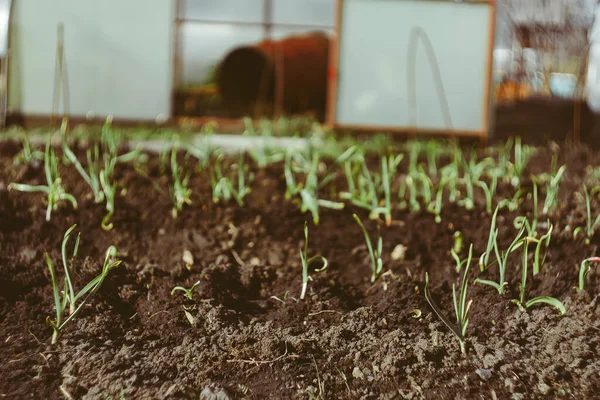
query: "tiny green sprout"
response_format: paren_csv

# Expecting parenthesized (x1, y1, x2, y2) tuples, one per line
(296, 152, 343, 225)
(511, 237, 566, 316)
(429, 177, 447, 223)
(513, 180, 539, 237)
(531, 222, 552, 276)
(479, 206, 499, 272)
(46, 225, 120, 344)
(475, 175, 498, 214)
(425, 140, 440, 176)
(497, 188, 526, 212)
(398, 174, 420, 212)
(424, 244, 474, 355)
(299, 222, 328, 300)
(242, 116, 285, 167)
(171, 281, 201, 300)
(8, 138, 78, 221)
(60, 118, 104, 203)
(453, 231, 464, 254)
(13, 129, 44, 165)
(510, 136, 534, 187)
(170, 143, 192, 219)
(577, 257, 600, 292)
(211, 151, 254, 207)
(341, 152, 401, 226)
(573, 184, 600, 243)
(541, 155, 566, 215)
(353, 214, 383, 282)
(475, 223, 526, 295)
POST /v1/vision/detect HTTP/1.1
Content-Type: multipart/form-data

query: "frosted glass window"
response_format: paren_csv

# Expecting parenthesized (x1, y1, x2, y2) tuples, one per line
(335, 0, 491, 134)
(178, 23, 264, 86)
(272, 0, 335, 27)
(179, 0, 264, 23)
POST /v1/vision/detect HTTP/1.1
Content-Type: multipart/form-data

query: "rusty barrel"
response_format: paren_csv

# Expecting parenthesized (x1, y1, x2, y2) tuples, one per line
(216, 31, 330, 119)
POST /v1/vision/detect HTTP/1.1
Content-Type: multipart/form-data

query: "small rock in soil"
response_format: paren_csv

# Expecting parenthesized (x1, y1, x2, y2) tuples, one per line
(475, 368, 492, 381)
(391, 244, 407, 261)
(538, 382, 551, 395)
(199, 385, 231, 400)
(352, 366, 365, 379)
(182, 249, 194, 268)
(268, 247, 285, 266)
(18, 247, 37, 263)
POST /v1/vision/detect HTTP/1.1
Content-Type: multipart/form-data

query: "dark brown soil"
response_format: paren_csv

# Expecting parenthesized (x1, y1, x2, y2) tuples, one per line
(1, 138, 600, 400)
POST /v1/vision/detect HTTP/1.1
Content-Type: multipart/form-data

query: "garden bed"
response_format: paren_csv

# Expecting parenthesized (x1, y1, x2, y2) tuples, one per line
(1, 128, 600, 399)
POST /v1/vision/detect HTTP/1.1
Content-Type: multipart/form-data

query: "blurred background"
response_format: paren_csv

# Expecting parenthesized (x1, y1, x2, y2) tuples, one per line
(3, 0, 600, 143)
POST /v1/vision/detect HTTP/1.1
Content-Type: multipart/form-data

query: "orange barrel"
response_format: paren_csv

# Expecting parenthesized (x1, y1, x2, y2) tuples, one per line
(216, 31, 330, 118)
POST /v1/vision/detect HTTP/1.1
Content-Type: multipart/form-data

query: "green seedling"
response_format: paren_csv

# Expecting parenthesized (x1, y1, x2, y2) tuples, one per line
(99, 166, 117, 230)
(211, 151, 254, 207)
(46, 225, 121, 344)
(511, 237, 566, 316)
(170, 144, 192, 218)
(13, 130, 44, 165)
(353, 214, 383, 282)
(479, 206, 499, 271)
(429, 177, 447, 223)
(398, 174, 419, 212)
(531, 223, 552, 276)
(541, 155, 566, 215)
(513, 180, 538, 237)
(291, 151, 343, 225)
(299, 222, 328, 300)
(577, 257, 600, 292)
(352, 214, 383, 282)
(185, 126, 215, 171)
(62, 118, 141, 229)
(573, 184, 600, 243)
(425, 140, 440, 176)
(8, 139, 78, 221)
(61, 120, 104, 203)
(439, 160, 460, 204)
(510, 136, 534, 187)
(453, 231, 464, 254)
(475, 224, 526, 294)
(242, 117, 286, 167)
(475, 175, 498, 214)
(171, 281, 200, 300)
(407, 141, 422, 176)
(497, 188, 526, 212)
(341, 152, 402, 225)
(424, 244, 474, 355)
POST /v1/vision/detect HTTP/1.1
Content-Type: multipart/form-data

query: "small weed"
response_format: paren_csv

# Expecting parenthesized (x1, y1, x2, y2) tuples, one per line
(576, 257, 600, 293)
(299, 222, 328, 300)
(425, 244, 474, 355)
(8, 138, 78, 221)
(171, 281, 201, 300)
(46, 225, 121, 344)
(353, 214, 383, 282)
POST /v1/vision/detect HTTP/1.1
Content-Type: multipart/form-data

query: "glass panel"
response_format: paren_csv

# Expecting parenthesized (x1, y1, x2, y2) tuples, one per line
(178, 23, 265, 87)
(272, 0, 335, 27)
(179, 0, 264, 23)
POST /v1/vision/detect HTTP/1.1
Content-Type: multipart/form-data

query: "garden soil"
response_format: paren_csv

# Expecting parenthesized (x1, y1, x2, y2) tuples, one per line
(1, 139, 600, 399)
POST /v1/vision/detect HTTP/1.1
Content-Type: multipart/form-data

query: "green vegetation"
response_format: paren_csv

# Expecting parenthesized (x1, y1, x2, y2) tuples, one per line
(8, 138, 78, 221)
(45, 225, 121, 344)
(353, 214, 383, 282)
(425, 244, 474, 355)
(299, 222, 328, 300)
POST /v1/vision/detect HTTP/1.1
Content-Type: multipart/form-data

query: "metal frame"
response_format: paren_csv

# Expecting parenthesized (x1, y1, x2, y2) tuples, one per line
(325, 0, 496, 139)
(0, 0, 12, 129)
